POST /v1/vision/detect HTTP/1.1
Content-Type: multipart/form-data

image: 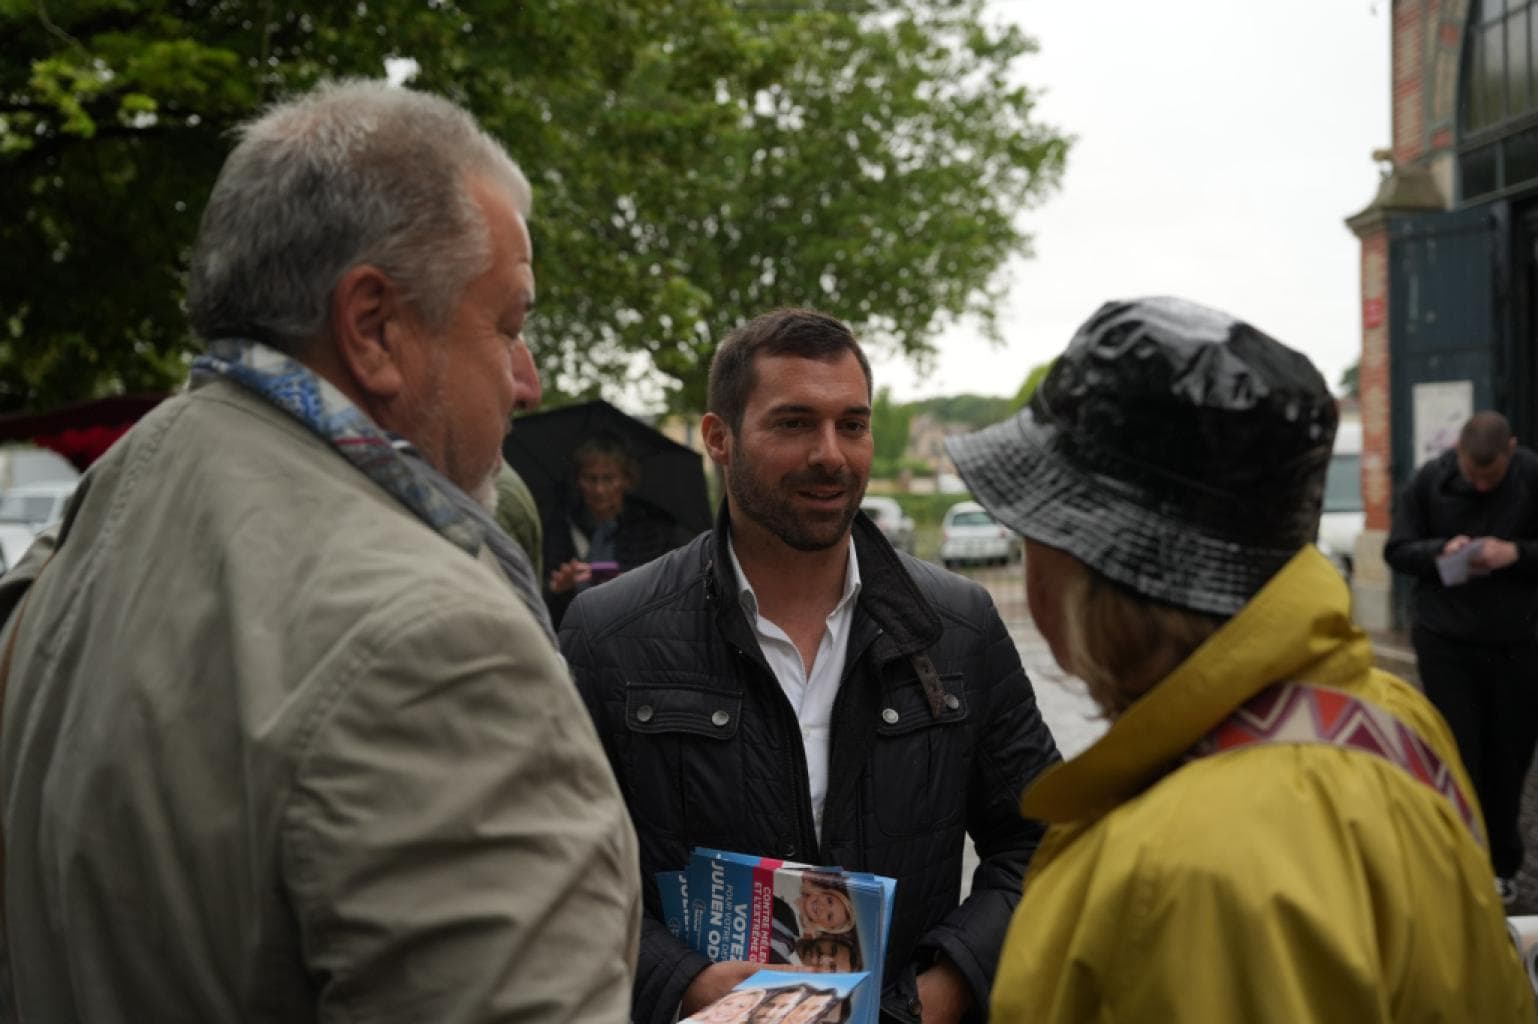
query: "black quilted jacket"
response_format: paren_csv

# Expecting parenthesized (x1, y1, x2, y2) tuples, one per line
(560, 505, 1061, 1024)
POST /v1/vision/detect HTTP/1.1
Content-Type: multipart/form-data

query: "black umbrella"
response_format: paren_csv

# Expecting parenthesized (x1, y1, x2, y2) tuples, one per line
(502, 399, 712, 535)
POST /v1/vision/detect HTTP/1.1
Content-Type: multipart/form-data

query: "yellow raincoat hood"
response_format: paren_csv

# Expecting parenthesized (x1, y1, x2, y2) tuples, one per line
(991, 547, 1532, 1023)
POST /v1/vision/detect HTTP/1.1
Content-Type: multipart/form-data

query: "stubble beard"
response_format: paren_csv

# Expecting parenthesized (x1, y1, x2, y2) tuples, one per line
(728, 445, 866, 552)
(420, 348, 506, 499)
(469, 468, 501, 515)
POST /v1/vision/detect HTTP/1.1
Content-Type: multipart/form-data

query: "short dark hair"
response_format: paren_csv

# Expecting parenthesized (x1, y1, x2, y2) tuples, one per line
(1459, 411, 1513, 465)
(793, 933, 863, 971)
(707, 308, 873, 433)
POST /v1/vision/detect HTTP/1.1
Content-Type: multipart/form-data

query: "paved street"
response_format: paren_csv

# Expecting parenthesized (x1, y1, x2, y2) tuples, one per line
(966, 562, 1107, 758)
(958, 562, 1105, 892)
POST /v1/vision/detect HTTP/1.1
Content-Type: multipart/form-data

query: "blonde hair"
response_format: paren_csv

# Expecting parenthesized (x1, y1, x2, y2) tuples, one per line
(1055, 554, 1227, 716)
(799, 874, 856, 934)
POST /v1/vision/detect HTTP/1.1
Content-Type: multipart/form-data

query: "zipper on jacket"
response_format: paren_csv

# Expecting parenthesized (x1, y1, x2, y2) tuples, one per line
(733, 643, 819, 863)
(820, 625, 883, 867)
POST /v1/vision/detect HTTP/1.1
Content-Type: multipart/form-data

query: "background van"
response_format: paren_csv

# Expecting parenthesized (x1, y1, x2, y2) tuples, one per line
(1317, 418, 1364, 578)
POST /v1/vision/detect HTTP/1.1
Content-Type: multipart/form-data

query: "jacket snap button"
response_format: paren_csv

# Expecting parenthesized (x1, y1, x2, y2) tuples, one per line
(711, 710, 730, 727)
(881, 707, 899, 725)
(944, 694, 960, 711)
(636, 705, 654, 723)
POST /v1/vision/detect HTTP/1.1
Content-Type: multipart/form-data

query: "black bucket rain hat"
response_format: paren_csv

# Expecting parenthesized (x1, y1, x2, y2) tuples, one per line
(945, 296, 1338, 617)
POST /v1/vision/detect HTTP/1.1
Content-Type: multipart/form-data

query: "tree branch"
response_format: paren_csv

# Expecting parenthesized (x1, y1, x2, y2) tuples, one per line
(35, 0, 87, 54)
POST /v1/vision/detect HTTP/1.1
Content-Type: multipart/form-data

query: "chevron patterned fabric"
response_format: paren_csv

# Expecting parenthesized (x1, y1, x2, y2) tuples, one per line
(1191, 681, 1484, 848)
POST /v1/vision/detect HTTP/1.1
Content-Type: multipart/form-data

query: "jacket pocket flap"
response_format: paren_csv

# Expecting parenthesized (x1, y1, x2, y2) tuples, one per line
(625, 684, 742, 738)
(875, 673, 968, 735)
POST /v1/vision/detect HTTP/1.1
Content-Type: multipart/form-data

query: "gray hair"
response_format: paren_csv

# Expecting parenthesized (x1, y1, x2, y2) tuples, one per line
(187, 79, 531, 354)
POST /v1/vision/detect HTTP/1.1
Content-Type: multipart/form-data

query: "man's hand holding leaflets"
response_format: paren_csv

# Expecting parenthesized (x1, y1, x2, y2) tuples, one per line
(1438, 534, 1522, 586)
(660, 849, 896, 1024)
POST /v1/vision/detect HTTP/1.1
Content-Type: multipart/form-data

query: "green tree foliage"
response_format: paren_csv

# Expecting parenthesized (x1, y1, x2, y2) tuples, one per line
(870, 385, 911, 479)
(905, 392, 1015, 430)
(1338, 361, 1359, 398)
(2, 0, 1069, 413)
(1, 0, 471, 410)
(1013, 358, 1053, 409)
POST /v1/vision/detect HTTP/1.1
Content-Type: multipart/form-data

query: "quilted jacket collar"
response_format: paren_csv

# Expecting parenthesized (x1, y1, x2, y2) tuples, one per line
(705, 500, 943, 663)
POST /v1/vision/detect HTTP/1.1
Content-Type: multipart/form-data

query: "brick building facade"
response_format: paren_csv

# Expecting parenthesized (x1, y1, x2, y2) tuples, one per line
(1350, 0, 1538, 628)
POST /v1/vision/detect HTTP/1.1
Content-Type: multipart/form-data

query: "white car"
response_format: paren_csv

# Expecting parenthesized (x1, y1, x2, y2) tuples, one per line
(939, 500, 1020, 568)
(860, 496, 915, 554)
(0, 482, 75, 527)
(1317, 420, 1363, 577)
(0, 481, 76, 573)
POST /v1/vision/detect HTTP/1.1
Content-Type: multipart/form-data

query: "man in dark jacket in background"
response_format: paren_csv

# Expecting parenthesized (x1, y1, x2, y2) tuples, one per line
(560, 308, 1060, 1024)
(1385, 410, 1538, 905)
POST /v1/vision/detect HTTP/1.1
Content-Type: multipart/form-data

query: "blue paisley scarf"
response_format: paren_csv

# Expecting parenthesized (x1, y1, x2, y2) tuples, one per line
(190, 339, 556, 643)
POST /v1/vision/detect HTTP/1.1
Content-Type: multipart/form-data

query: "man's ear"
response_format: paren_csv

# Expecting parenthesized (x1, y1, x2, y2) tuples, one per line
(330, 264, 409, 400)
(1510, 436, 1520, 456)
(700, 411, 732, 468)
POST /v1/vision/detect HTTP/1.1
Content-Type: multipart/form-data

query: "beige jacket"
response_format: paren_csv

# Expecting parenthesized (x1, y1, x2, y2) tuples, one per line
(0, 381, 639, 1022)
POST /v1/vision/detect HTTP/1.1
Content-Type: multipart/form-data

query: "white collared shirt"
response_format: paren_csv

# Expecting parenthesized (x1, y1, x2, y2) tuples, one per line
(727, 532, 861, 844)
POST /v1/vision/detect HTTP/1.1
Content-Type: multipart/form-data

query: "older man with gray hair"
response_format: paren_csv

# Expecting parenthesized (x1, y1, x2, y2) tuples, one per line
(0, 80, 639, 1022)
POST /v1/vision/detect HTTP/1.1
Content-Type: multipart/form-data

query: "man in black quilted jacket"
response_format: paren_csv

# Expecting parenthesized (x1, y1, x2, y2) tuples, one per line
(560, 307, 1060, 1024)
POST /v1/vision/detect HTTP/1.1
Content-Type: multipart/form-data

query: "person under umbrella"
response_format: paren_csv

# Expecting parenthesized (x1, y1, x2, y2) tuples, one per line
(947, 296, 1532, 1022)
(544, 431, 694, 626)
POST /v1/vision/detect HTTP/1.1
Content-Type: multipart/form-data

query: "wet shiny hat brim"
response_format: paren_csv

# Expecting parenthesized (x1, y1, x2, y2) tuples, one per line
(946, 408, 1300, 617)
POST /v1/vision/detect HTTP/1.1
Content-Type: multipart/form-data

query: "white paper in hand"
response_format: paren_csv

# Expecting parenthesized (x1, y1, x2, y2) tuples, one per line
(1436, 539, 1486, 586)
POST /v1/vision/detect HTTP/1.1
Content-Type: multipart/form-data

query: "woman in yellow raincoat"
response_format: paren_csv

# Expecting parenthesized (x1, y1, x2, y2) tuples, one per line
(947, 297, 1532, 1023)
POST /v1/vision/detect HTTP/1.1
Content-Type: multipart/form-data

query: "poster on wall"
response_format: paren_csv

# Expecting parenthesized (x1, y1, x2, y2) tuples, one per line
(1412, 380, 1474, 468)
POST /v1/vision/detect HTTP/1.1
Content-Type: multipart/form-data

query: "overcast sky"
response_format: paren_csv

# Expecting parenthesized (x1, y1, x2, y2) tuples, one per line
(872, 0, 1392, 402)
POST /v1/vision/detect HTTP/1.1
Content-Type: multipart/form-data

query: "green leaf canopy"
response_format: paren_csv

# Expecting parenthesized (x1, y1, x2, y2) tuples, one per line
(1, 0, 1069, 414)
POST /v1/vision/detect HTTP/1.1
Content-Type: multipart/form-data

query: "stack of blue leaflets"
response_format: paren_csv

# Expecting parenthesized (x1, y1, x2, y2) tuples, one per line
(659, 848, 897, 1024)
